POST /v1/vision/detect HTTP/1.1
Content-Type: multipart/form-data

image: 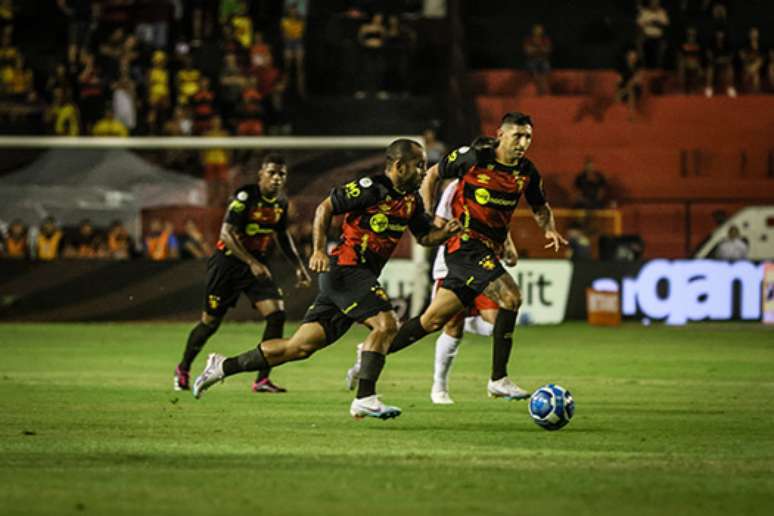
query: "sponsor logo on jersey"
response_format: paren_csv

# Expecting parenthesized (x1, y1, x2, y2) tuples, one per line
(359, 177, 373, 188)
(474, 188, 491, 205)
(236, 191, 249, 201)
(229, 200, 246, 213)
(369, 213, 389, 233)
(344, 181, 361, 198)
(245, 223, 261, 236)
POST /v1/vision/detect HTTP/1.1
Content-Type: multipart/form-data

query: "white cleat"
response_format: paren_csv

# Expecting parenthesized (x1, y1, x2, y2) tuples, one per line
(192, 353, 226, 399)
(431, 385, 455, 405)
(487, 377, 531, 400)
(350, 395, 401, 420)
(345, 343, 363, 391)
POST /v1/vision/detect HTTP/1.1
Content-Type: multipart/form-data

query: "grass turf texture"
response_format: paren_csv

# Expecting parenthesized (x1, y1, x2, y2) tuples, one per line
(1, 322, 773, 516)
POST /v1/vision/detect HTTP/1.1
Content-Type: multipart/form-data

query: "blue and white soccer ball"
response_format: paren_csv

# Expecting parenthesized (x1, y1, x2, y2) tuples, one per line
(528, 384, 575, 431)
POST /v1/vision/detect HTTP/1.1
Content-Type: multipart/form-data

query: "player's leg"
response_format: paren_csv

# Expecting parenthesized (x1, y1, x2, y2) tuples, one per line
(176, 312, 222, 390)
(251, 297, 287, 393)
(350, 309, 402, 420)
(431, 311, 464, 405)
(387, 287, 465, 354)
(482, 272, 530, 400)
(192, 322, 329, 399)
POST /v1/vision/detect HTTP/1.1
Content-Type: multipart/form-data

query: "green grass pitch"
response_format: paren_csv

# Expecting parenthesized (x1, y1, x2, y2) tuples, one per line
(1, 321, 773, 516)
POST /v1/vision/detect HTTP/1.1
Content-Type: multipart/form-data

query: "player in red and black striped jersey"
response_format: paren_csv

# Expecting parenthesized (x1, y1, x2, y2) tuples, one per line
(383, 112, 568, 400)
(175, 153, 311, 393)
(191, 139, 462, 419)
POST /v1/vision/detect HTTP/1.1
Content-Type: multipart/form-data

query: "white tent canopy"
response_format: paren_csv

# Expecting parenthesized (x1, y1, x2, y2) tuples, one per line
(0, 149, 206, 240)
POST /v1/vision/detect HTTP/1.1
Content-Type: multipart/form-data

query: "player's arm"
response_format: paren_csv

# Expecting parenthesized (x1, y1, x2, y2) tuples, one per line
(309, 196, 333, 273)
(525, 165, 567, 253)
(503, 231, 518, 267)
(410, 196, 462, 247)
(220, 223, 271, 278)
(420, 163, 441, 213)
(276, 229, 311, 287)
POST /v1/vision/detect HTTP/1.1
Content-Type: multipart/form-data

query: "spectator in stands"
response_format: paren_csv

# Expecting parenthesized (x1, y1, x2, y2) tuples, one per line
(739, 27, 764, 94)
(423, 127, 446, 165)
(523, 23, 552, 95)
(2, 54, 32, 100)
(35, 217, 63, 261)
(714, 225, 749, 260)
(249, 30, 272, 72)
(636, 0, 670, 69)
(230, 1, 253, 49)
(147, 50, 171, 111)
(112, 65, 137, 133)
(64, 219, 101, 258)
(45, 87, 80, 136)
(0, 25, 17, 82)
(219, 52, 247, 122)
(106, 220, 131, 260)
(565, 222, 592, 261)
(92, 106, 128, 136)
(236, 76, 265, 136)
(57, 0, 96, 64)
(616, 49, 644, 117)
(574, 157, 608, 209)
(145, 218, 179, 261)
(201, 115, 231, 205)
(45, 64, 74, 101)
(178, 219, 212, 259)
(162, 105, 194, 168)
(191, 76, 216, 134)
(385, 15, 416, 96)
(281, 3, 306, 98)
(356, 13, 387, 99)
(98, 28, 126, 81)
(705, 30, 736, 98)
(677, 27, 704, 94)
(176, 55, 201, 106)
(77, 51, 105, 131)
(3, 219, 28, 259)
(134, 0, 172, 49)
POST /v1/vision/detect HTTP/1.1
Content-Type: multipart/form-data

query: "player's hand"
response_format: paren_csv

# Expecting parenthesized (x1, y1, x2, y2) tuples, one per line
(309, 250, 329, 273)
(544, 230, 568, 253)
(503, 246, 518, 267)
(295, 267, 312, 288)
(249, 261, 272, 279)
(443, 218, 463, 236)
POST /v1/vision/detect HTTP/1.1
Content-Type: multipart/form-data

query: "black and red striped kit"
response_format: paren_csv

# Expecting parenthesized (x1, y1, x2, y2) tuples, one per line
(437, 144, 547, 305)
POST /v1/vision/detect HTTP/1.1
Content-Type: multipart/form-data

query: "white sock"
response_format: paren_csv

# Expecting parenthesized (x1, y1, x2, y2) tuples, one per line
(433, 332, 461, 390)
(354, 342, 364, 369)
(464, 316, 493, 336)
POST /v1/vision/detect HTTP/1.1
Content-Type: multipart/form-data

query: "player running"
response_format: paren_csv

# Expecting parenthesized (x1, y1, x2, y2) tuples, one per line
(356, 112, 567, 401)
(191, 139, 462, 419)
(174, 153, 311, 393)
(345, 175, 519, 404)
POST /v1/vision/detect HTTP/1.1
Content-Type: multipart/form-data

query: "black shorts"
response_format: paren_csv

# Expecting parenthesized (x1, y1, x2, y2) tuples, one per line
(302, 263, 393, 345)
(443, 239, 507, 307)
(204, 253, 282, 317)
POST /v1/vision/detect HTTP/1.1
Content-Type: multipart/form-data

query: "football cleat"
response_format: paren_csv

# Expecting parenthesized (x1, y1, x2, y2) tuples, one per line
(192, 353, 225, 399)
(345, 343, 364, 391)
(430, 385, 454, 405)
(252, 377, 287, 393)
(173, 365, 190, 391)
(487, 377, 531, 400)
(350, 395, 401, 420)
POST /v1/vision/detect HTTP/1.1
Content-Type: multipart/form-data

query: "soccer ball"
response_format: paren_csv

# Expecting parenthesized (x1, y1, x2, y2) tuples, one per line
(528, 384, 575, 431)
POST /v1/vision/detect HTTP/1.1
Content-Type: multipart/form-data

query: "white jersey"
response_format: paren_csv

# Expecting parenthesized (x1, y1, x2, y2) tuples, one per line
(431, 180, 458, 280)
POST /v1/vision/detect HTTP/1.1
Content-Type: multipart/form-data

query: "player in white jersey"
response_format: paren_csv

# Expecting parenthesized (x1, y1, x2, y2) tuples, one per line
(428, 179, 518, 404)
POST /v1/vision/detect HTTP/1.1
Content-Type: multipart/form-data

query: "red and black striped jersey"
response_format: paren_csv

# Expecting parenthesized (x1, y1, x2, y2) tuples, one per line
(329, 174, 433, 274)
(438, 143, 546, 254)
(216, 184, 288, 261)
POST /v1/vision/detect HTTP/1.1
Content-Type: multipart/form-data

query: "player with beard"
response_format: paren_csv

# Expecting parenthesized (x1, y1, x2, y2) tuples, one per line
(191, 139, 462, 419)
(349, 112, 567, 401)
(174, 153, 311, 393)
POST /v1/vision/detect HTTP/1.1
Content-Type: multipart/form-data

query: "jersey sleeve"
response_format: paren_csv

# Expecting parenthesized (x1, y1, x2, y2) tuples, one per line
(224, 187, 251, 226)
(408, 195, 433, 238)
(434, 180, 458, 220)
(329, 177, 381, 215)
(438, 146, 478, 179)
(524, 162, 547, 211)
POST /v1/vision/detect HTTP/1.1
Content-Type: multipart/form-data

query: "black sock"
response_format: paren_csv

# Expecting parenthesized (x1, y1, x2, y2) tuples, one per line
(256, 311, 285, 381)
(491, 309, 518, 381)
(180, 321, 219, 371)
(356, 351, 385, 398)
(223, 345, 268, 377)
(387, 316, 429, 354)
